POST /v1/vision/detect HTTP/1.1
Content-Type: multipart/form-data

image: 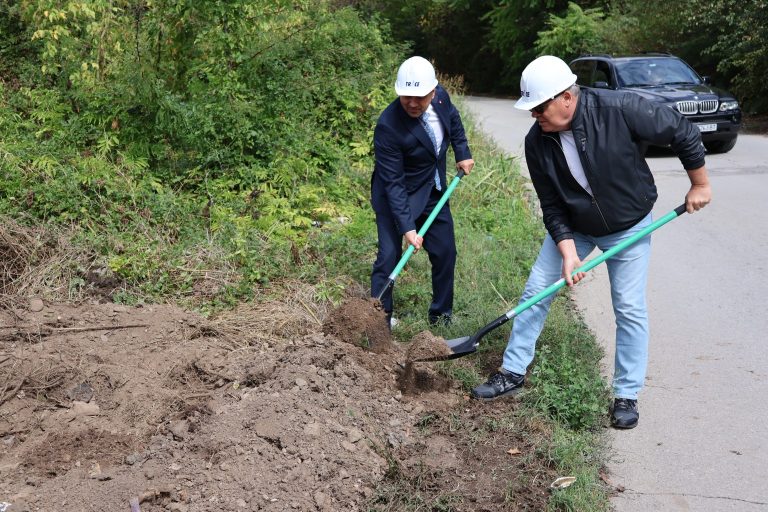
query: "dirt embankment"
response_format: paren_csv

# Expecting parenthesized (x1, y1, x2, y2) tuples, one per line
(0, 289, 554, 511)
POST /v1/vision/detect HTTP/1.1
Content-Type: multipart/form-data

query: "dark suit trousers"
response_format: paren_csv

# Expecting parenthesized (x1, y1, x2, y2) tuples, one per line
(371, 187, 456, 318)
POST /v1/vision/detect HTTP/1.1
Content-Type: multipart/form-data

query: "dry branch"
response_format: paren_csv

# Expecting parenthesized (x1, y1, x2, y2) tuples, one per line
(0, 375, 27, 407)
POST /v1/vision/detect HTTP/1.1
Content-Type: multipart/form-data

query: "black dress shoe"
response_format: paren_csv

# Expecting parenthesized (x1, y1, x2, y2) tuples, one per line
(428, 313, 452, 326)
(611, 398, 639, 429)
(470, 370, 525, 401)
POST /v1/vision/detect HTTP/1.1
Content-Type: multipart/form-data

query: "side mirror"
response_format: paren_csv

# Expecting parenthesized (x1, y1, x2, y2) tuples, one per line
(593, 81, 611, 89)
(701, 75, 710, 84)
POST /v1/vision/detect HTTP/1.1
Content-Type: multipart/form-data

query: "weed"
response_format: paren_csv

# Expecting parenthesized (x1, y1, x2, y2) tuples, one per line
(313, 279, 348, 307)
(415, 413, 438, 434)
(526, 299, 611, 431)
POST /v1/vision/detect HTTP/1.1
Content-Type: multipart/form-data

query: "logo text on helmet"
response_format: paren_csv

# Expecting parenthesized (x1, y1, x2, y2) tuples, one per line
(405, 81, 420, 87)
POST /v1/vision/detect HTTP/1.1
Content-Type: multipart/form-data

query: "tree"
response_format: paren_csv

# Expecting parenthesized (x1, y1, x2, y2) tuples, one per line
(535, 2, 606, 61)
(687, 0, 768, 112)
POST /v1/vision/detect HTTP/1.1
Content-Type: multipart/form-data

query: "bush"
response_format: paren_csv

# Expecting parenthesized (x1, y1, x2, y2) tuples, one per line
(526, 302, 610, 431)
(0, 0, 403, 302)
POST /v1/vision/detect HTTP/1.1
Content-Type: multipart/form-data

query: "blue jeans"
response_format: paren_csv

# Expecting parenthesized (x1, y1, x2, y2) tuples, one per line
(503, 213, 653, 399)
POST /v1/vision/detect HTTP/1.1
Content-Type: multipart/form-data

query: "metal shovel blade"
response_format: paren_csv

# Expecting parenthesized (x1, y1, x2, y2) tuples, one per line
(446, 335, 472, 351)
(410, 312, 510, 363)
(442, 336, 477, 358)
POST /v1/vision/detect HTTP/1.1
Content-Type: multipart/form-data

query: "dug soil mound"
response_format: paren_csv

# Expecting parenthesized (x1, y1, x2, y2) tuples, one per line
(321, 297, 392, 352)
(404, 330, 453, 362)
(0, 295, 554, 511)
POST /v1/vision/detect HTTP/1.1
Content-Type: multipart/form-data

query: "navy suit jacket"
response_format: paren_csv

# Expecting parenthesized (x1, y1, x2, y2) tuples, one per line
(371, 85, 472, 234)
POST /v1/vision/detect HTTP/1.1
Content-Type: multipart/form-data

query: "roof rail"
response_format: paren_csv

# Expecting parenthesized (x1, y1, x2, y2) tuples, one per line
(578, 52, 612, 58)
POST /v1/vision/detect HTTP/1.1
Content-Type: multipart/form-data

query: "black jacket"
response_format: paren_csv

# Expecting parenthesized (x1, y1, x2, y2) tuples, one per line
(371, 85, 472, 234)
(524, 87, 705, 243)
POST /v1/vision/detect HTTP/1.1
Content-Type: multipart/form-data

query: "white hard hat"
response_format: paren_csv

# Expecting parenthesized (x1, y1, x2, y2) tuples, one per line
(514, 55, 577, 111)
(394, 56, 438, 97)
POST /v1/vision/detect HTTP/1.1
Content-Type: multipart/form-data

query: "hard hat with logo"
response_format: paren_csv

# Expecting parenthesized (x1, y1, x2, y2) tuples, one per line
(394, 56, 438, 97)
(514, 55, 577, 111)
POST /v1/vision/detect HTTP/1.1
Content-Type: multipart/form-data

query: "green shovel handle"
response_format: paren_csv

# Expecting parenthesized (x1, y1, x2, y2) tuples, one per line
(375, 169, 466, 301)
(506, 203, 687, 320)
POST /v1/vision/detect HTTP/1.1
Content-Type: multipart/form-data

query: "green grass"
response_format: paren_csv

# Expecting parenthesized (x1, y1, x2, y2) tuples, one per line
(544, 425, 612, 511)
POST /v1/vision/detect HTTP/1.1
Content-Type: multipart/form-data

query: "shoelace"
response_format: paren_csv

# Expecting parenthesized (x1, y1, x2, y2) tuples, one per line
(489, 372, 518, 390)
(615, 398, 637, 410)
(488, 373, 507, 387)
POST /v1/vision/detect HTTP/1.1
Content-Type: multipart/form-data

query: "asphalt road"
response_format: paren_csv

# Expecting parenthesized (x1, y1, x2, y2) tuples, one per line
(463, 96, 768, 511)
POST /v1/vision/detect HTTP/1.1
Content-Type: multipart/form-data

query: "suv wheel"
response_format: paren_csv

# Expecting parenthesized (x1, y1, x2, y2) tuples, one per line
(704, 137, 737, 154)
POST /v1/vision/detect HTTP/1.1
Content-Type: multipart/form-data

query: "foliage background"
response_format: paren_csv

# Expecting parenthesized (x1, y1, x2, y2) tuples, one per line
(351, 0, 767, 114)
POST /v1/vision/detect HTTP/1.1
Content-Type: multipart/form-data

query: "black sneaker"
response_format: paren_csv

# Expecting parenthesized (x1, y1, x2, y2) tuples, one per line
(470, 370, 525, 401)
(611, 398, 639, 429)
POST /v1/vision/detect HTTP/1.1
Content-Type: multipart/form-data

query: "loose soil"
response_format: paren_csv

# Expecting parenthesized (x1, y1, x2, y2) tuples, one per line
(0, 293, 555, 511)
(404, 331, 453, 362)
(321, 297, 392, 352)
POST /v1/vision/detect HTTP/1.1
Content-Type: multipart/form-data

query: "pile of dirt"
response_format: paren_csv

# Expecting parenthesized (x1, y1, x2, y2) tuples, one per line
(404, 330, 453, 362)
(0, 294, 555, 511)
(397, 331, 454, 396)
(321, 297, 392, 351)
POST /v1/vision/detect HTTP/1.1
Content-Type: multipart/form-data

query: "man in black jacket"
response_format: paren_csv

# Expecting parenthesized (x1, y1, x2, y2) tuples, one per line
(470, 56, 711, 429)
(371, 57, 474, 327)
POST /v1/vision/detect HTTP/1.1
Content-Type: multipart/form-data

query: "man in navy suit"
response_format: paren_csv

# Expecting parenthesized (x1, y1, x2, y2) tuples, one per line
(371, 56, 474, 326)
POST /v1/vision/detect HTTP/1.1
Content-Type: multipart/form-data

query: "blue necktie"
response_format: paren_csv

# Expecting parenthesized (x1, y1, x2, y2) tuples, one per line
(419, 111, 442, 191)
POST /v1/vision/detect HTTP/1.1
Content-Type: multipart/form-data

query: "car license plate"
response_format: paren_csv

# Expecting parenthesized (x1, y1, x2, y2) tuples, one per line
(697, 123, 717, 132)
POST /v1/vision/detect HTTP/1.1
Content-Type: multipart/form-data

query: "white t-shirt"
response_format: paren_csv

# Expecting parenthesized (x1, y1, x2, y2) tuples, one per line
(560, 130, 593, 196)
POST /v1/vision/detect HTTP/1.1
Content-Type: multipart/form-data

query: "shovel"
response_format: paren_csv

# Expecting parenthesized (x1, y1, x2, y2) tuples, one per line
(375, 169, 466, 301)
(413, 203, 689, 362)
